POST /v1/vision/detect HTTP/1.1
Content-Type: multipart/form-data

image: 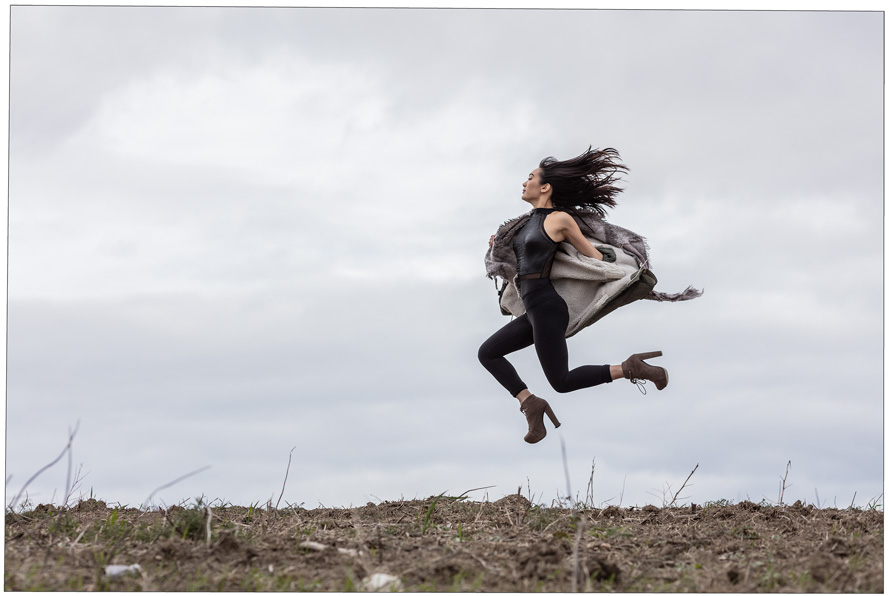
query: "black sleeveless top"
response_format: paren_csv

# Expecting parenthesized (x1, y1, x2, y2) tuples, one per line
(513, 208, 558, 280)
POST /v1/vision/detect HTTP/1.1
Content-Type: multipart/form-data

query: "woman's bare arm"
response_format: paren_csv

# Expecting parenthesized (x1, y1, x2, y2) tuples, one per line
(546, 212, 603, 260)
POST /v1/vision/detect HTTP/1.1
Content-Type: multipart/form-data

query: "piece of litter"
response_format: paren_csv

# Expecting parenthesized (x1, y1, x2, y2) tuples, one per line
(337, 547, 359, 557)
(104, 564, 142, 578)
(298, 541, 328, 551)
(361, 573, 402, 591)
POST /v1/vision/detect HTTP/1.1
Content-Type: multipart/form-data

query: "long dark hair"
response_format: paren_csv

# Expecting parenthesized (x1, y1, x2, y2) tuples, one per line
(538, 146, 628, 217)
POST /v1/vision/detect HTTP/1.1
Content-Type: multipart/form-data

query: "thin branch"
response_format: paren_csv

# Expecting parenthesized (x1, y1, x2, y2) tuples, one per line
(70, 521, 92, 549)
(454, 485, 496, 500)
(473, 500, 486, 524)
(64, 464, 87, 508)
(778, 460, 792, 506)
(8, 421, 80, 511)
(142, 466, 211, 508)
(668, 463, 699, 507)
(559, 436, 585, 593)
(64, 423, 75, 508)
(559, 437, 573, 508)
(571, 511, 586, 592)
(275, 447, 296, 510)
(619, 476, 627, 509)
(586, 458, 596, 509)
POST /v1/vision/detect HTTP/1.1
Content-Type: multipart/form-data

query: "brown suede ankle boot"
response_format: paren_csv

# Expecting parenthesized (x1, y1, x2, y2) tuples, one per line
(621, 351, 669, 393)
(519, 394, 561, 444)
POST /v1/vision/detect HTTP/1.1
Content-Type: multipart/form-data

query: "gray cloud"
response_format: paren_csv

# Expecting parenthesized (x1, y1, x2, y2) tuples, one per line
(7, 7, 882, 510)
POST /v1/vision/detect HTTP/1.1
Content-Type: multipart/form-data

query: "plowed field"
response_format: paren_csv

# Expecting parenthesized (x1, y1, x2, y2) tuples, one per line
(4, 496, 883, 592)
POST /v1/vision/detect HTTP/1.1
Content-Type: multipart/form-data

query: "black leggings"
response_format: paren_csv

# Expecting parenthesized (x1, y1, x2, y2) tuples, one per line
(478, 279, 612, 396)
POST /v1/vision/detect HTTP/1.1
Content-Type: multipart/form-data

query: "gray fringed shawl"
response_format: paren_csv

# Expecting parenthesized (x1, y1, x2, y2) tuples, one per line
(484, 209, 701, 337)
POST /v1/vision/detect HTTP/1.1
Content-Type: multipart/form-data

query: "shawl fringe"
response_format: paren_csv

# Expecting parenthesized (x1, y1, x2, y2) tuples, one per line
(645, 286, 705, 302)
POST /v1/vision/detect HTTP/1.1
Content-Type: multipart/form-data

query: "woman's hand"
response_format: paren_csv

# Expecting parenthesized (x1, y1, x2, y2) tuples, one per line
(581, 244, 605, 260)
(489, 234, 495, 247)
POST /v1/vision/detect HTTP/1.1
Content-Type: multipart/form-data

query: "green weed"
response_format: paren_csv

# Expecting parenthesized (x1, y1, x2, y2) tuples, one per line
(295, 577, 323, 591)
(421, 492, 446, 535)
(171, 501, 207, 540)
(48, 512, 79, 539)
(731, 525, 760, 540)
(246, 501, 260, 522)
(588, 525, 633, 539)
(704, 498, 732, 507)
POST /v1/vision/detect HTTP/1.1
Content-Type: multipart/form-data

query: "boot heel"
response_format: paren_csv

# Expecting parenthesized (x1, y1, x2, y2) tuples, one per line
(622, 350, 668, 393)
(544, 403, 561, 428)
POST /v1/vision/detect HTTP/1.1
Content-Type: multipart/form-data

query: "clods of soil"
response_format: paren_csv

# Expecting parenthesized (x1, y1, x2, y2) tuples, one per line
(4, 497, 883, 592)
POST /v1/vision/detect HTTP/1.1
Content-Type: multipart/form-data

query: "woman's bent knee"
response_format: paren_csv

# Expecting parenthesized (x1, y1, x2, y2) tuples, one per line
(478, 343, 493, 365)
(548, 377, 573, 394)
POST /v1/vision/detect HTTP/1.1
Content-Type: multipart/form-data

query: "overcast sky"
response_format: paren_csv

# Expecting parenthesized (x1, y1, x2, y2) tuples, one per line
(6, 6, 883, 511)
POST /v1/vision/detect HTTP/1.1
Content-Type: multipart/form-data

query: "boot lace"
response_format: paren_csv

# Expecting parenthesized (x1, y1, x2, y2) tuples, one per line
(629, 376, 648, 395)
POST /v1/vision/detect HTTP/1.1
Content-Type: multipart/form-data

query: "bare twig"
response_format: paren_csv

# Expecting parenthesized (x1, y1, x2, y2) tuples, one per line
(64, 423, 75, 508)
(142, 465, 212, 509)
(542, 516, 565, 533)
(70, 521, 92, 549)
(8, 422, 80, 511)
(572, 513, 586, 592)
(206, 506, 213, 546)
(559, 437, 585, 592)
(778, 460, 792, 506)
(559, 437, 573, 508)
(455, 485, 495, 500)
(275, 447, 297, 511)
(586, 458, 596, 509)
(667, 463, 699, 507)
(473, 501, 486, 524)
(64, 464, 88, 508)
(646, 484, 669, 507)
(619, 476, 627, 508)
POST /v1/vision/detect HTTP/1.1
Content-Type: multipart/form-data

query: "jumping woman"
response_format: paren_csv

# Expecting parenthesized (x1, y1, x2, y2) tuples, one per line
(479, 147, 698, 444)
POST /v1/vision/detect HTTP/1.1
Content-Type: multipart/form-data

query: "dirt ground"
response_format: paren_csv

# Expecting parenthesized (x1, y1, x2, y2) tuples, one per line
(4, 495, 883, 592)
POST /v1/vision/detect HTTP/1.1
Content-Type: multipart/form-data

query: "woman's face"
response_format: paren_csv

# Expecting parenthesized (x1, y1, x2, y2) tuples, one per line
(522, 168, 545, 202)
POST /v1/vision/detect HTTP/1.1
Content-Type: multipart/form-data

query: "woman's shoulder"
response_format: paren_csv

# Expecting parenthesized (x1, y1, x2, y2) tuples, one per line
(549, 210, 581, 227)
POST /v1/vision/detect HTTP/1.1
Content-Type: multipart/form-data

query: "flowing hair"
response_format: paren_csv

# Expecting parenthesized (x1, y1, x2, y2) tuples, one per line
(538, 146, 629, 217)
